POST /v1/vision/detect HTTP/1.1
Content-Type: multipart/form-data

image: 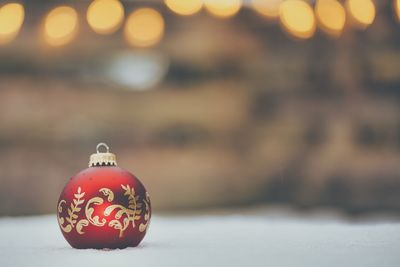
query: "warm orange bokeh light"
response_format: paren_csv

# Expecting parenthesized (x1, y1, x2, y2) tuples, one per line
(315, 0, 346, 37)
(87, 0, 124, 34)
(0, 3, 24, 44)
(251, 0, 282, 19)
(395, 0, 400, 21)
(165, 0, 203, 16)
(279, 0, 316, 39)
(43, 6, 78, 47)
(124, 8, 164, 47)
(346, 0, 375, 28)
(204, 0, 242, 18)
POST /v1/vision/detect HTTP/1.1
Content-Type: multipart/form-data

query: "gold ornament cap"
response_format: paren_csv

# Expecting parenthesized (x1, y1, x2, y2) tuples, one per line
(89, 143, 117, 167)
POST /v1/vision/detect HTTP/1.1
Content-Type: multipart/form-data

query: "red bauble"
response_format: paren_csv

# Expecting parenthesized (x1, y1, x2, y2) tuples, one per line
(57, 143, 151, 249)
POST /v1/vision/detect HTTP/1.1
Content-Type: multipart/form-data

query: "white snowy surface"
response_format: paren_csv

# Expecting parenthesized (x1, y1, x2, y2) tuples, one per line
(0, 212, 399, 267)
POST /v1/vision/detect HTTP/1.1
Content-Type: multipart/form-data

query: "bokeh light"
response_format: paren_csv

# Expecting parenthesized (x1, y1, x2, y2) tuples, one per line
(346, 0, 375, 28)
(124, 8, 164, 48)
(165, 0, 203, 16)
(204, 0, 242, 18)
(87, 0, 124, 35)
(279, 0, 316, 39)
(251, 0, 282, 19)
(395, 0, 400, 21)
(0, 3, 24, 44)
(43, 6, 78, 47)
(315, 0, 346, 37)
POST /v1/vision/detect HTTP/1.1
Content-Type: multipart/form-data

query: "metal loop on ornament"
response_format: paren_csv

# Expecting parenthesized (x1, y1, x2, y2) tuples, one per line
(96, 142, 110, 154)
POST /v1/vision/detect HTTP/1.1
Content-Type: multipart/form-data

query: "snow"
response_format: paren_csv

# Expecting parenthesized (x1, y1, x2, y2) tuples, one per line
(0, 212, 399, 267)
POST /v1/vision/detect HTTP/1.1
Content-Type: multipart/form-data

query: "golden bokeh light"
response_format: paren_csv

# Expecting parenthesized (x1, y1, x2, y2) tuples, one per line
(204, 0, 242, 18)
(251, 0, 282, 19)
(165, 0, 203, 16)
(315, 0, 346, 37)
(87, 0, 124, 34)
(43, 6, 78, 47)
(395, 0, 400, 21)
(124, 8, 164, 47)
(0, 3, 24, 44)
(279, 0, 316, 39)
(346, 0, 375, 28)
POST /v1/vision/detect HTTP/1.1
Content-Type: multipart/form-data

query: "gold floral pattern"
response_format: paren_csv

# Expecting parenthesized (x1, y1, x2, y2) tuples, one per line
(139, 192, 151, 232)
(104, 184, 142, 237)
(57, 187, 85, 233)
(57, 184, 151, 238)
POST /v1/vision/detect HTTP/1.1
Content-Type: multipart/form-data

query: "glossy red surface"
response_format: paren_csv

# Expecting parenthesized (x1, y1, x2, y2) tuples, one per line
(57, 166, 151, 249)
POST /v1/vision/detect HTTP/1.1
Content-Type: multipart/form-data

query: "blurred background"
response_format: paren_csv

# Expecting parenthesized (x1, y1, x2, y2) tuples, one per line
(0, 0, 399, 217)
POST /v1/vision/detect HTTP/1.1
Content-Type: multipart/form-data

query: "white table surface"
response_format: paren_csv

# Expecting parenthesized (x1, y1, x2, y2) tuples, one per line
(0, 211, 399, 267)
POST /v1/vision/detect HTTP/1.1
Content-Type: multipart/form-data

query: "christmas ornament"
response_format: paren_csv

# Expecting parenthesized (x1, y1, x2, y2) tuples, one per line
(57, 143, 151, 249)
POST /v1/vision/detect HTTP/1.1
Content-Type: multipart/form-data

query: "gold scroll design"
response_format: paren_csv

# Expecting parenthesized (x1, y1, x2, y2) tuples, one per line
(102, 184, 143, 237)
(139, 191, 151, 233)
(57, 185, 149, 238)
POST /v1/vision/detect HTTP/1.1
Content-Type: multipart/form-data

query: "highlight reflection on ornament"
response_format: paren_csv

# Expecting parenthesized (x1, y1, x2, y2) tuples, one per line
(57, 143, 151, 249)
